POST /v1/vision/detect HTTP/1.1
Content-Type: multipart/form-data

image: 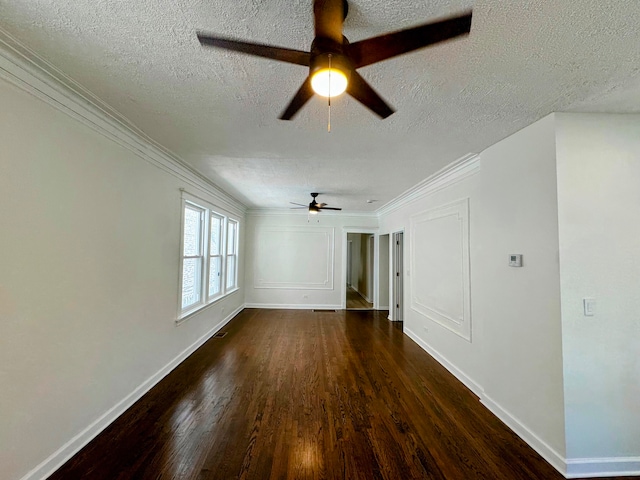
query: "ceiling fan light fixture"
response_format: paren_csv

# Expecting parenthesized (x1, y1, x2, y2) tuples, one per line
(311, 67, 348, 97)
(198, 2, 472, 120)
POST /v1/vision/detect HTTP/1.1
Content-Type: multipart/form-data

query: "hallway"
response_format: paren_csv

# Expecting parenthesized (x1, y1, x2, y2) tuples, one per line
(346, 285, 373, 309)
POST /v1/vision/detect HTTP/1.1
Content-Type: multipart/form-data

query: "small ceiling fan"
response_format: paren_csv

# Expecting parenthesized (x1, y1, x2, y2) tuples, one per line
(291, 193, 342, 214)
(197, 0, 472, 120)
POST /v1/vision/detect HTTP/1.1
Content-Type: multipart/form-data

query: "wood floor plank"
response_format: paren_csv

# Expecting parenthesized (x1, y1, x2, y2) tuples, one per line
(49, 309, 624, 479)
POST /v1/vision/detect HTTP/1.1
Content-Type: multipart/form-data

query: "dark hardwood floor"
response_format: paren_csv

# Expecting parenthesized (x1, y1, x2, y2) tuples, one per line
(346, 286, 373, 309)
(49, 309, 623, 479)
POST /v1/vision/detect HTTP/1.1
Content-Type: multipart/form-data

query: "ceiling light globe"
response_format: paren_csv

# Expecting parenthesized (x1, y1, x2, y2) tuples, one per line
(311, 68, 348, 98)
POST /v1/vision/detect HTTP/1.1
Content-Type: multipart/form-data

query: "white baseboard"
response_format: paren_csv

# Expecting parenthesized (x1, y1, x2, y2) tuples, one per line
(480, 394, 567, 476)
(565, 456, 640, 478)
(20, 304, 245, 480)
(404, 327, 640, 479)
(405, 327, 565, 476)
(245, 303, 342, 310)
(378, 305, 390, 311)
(480, 398, 640, 478)
(404, 327, 484, 397)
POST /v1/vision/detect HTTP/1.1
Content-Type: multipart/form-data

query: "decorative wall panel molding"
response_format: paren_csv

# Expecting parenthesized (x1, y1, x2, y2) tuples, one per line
(254, 227, 335, 290)
(410, 198, 471, 341)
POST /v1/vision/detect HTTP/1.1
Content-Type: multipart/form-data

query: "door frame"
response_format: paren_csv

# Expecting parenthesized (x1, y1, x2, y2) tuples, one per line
(377, 233, 390, 311)
(342, 228, 379, 310)
(346, 240, 353, 287)
(391, 230, 404, 321)
(367, 235, 375, 303)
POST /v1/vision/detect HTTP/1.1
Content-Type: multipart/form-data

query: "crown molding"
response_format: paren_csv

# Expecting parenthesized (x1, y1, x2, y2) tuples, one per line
(0, 28, 247, 217)
(376, 153, 480, 217)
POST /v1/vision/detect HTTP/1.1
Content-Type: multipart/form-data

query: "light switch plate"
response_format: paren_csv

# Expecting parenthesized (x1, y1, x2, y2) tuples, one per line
(583, 298, 596, 316)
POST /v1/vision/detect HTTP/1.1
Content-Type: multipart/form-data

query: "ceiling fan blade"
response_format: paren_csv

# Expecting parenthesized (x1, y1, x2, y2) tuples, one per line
(346, 71, 395, 119)
(290, 202, 307, 206)
(280, 77, 314, 120)
(346, 11, 472, 68)
(319, 207, 342, 210)
(290, 207, 308, 209)
(197, 33, 311, 66)
(313, 0, 345, 45)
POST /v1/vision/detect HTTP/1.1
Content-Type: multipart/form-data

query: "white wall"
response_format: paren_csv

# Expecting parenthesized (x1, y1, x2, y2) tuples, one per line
(244, 213, 377, 308)
(364, 235, 374, 302)
(0, 76, 245, 480)
(379, 167, 484, 391)
(347, 232, 373, 299)
(379, 115, 567, 466)
(556, 113, 640, 462)
(475, 114, 566, 462)
(357, 233, 373, 301)
(347, 233, 362, 292)
(378, 235, 390, 309)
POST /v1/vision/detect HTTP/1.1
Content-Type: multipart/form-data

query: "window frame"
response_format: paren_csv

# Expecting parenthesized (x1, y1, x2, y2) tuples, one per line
(226, 219, 239, 292)
(180, 202, 207, 312)
(178, 193, 240, 322)
(207, 211, 225, 301)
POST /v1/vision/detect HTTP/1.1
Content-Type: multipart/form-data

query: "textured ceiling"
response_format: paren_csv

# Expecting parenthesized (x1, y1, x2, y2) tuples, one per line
(1, 0, 639, 211)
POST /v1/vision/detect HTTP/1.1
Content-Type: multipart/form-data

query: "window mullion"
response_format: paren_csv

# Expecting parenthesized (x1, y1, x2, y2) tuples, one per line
(201, 210, 210, 306)
(221, 218, 228, 294)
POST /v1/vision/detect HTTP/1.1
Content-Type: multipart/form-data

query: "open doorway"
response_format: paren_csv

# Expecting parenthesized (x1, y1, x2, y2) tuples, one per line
(346, 232, 374, 309)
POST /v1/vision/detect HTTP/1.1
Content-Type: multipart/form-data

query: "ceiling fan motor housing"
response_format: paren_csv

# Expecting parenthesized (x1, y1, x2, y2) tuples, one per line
(309, 37, 352, 80)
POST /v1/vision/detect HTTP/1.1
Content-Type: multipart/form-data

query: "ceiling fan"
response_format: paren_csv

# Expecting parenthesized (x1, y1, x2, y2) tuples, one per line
(291, 193, 342, 214)
(197, 0, 472, 120)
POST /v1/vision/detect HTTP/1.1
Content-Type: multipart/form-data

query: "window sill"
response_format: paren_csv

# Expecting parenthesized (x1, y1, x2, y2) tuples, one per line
(176, 289, 240, 326)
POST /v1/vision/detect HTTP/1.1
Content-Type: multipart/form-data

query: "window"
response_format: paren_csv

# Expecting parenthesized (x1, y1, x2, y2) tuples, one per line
(181, 204, 205, 310)
(179, 195, 240, 318)
(226, 219, 238, 290)
(209, 213, 223, 299)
